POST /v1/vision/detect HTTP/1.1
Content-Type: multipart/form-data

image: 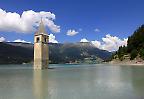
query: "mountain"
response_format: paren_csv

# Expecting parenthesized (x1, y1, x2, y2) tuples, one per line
(0, 42, 112, 64)
(112, 25, 144, 61)
(0, 42, 33, 64)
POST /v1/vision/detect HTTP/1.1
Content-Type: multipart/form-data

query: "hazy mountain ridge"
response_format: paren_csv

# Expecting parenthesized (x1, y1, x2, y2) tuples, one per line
(0, 42, 112, 64)
(0, 42, 33, 64)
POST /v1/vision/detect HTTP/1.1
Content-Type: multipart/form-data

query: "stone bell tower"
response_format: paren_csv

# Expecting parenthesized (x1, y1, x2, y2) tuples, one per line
(34, 19, 49, 69)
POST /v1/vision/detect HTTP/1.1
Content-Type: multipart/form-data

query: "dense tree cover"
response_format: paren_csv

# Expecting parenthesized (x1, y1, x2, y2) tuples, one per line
(113, 25, 144, 60)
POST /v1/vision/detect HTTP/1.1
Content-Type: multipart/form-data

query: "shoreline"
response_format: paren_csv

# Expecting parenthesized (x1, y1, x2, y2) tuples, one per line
(109, 59, 144, 66)
(109, 63, 144, 66)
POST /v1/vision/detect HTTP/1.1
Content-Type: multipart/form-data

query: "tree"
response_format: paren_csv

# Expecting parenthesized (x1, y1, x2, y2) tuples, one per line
(130, 49, 137, 60)
(139, 49, 144, 59)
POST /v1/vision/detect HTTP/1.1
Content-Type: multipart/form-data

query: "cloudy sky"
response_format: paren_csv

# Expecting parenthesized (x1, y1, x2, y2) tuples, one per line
(0, 0, 144, 52)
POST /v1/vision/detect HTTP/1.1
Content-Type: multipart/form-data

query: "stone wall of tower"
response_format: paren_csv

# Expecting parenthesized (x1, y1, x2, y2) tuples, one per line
(42, 43, 49, 68)
(42, 35, 49, 69)
(34, 34, 49, 69)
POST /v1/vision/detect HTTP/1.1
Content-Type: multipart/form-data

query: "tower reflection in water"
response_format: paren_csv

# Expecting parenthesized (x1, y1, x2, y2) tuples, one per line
(33, 70, 48, 99)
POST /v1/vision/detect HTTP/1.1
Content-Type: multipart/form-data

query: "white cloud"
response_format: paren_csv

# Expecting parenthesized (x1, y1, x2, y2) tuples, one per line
(91, 40, 101, 48)
(91, 34, 128, 52)
(80, 38, 89, 42)
(13, 39, 31, 43)
(0, 37, 5, 42)
(94, 28, 100, 32)
(0, 9, 60, 33)
(67, 29, 79, 36)
(100, 34, 127, 51)
(80, 34, 128, 52)
(49, 34, 58, 43)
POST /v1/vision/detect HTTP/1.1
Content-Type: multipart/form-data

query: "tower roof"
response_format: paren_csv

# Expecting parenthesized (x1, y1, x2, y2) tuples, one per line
(35, 18, 47, 35)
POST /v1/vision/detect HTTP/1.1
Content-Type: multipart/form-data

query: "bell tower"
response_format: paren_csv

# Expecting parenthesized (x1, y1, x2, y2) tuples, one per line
(34, 19, 49, 69)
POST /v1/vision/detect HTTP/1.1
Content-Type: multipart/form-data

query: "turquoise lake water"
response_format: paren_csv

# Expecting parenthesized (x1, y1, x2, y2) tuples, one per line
(0, 64, 144, 99)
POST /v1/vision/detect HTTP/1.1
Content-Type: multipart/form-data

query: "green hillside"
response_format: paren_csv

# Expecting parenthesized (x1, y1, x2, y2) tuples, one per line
(112, 25, 144, 60)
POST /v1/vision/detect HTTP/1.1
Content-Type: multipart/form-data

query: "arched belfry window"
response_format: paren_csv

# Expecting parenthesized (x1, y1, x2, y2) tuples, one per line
(36, 37, 40, 43)
(44, 37, 47, 42)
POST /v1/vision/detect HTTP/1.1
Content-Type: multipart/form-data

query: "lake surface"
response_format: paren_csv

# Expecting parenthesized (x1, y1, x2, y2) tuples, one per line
(0, 64, 144, 99)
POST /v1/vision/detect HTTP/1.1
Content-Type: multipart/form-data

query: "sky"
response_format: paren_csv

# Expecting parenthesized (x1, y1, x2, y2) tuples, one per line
(0, 0, 144, 51)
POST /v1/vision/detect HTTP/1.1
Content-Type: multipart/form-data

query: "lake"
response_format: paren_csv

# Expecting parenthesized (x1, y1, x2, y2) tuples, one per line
(0, 64, 144, 99)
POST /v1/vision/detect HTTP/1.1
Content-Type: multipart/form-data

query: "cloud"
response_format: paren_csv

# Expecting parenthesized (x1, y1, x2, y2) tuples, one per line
(13, 39, 31, 43)
(80, 34, 128, 52)
(0, 37, 5, 42)
(91, 40, 101, 48)
(0, 8, 60, 33)
(49, 34, 58, 43)
(91, 34, 128, 52)
(94, 28, 100, 32)
(100, 34, 127, 51)
(80, 38, 89, 42)
(67, 29, 79, 36)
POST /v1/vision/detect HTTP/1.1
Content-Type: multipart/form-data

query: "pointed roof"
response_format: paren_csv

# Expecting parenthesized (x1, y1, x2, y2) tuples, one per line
(35, 18, 47, 35)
